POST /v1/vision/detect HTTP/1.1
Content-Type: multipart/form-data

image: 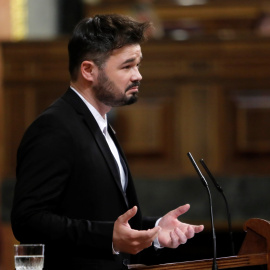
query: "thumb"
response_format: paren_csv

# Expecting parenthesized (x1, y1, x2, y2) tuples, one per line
(170, 204, 190, 218)
(119, 206, 138, 224)
(148, 226, 161, 239)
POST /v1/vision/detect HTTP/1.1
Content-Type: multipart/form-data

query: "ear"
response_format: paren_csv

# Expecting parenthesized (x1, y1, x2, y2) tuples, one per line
(80, 60, 97, 82)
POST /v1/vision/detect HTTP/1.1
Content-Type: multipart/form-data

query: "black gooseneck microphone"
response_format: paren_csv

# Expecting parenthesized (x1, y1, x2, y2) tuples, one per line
(200, 158, 235, 256)
(187, 152, 218, 270)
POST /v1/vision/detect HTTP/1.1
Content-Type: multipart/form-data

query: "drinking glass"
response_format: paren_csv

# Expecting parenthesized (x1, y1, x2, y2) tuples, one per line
(14, 244, 44, 270)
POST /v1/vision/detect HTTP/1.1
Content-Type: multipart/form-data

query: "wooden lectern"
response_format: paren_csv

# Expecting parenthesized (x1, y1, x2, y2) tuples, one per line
(128, 218, 270, 270)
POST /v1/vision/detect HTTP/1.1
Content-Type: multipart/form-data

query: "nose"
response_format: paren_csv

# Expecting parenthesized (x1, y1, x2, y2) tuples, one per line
(131, 67, 142, 82)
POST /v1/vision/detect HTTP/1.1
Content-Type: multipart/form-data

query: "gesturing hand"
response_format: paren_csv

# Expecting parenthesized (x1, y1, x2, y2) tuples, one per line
(113, 206, 160, 254)
(158, 204, 204, 249)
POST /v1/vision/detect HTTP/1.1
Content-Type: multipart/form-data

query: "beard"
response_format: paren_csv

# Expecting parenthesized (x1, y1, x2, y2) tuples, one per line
(93, 69, 140, 107)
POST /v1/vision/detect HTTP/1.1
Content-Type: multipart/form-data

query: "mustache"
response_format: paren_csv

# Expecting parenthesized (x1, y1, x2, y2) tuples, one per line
(125, 81, 140, 92)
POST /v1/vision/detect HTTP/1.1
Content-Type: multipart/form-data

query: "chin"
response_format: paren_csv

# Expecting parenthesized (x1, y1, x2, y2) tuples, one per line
(126, 94, 138, 105)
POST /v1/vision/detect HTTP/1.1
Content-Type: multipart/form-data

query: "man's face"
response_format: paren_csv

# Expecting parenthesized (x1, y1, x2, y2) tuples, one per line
(93, 44, 143, 107)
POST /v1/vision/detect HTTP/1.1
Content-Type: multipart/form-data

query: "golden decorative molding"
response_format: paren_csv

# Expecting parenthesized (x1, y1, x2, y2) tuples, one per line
(10, 0, 28, 40)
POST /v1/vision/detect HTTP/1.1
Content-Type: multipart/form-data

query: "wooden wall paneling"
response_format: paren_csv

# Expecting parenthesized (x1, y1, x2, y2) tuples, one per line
(217, 42, 270, 80)
(1, 40, 69, 178)
(114, 99, 168, 155)
(3, 84, 68, 178)
(234, 93, 270, 153)
(84, 1, 269, 39)
(211, 86, 229, 174)
(85, 1, 263, 21)
(176, 84, 209, 174)
(114, 95, 176, 178)
(155, 4, 261, 22)
(1, 223, 18, 270)
(2, 41, 68, 84)
(172, 86, 185, 173)
(203, 85, 225, 173)
(174, 83, 227, 176)
(221, 89, 270, 175)
(0, 45, 4, 178)
(3, 87, 28, 177)
(35, 85, 68, 115)
(23, 87, 37, 128)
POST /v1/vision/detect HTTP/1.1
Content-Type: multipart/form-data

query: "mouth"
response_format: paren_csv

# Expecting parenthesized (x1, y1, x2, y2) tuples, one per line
(126, 87, 139, 93)
(126, 82, 140, 94)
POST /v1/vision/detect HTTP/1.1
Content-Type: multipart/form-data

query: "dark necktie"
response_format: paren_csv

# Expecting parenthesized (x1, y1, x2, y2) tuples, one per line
(119, 154, 128, 192)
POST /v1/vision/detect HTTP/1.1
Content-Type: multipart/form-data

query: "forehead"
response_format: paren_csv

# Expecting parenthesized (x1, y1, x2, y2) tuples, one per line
(107, 44, 142, 65)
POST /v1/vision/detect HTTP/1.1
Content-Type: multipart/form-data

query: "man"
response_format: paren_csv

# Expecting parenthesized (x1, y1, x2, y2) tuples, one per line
(11, 14, 204, 270)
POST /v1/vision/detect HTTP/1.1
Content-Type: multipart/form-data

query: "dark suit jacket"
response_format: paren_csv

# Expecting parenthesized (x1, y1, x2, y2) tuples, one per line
(11, 88, 156, 270)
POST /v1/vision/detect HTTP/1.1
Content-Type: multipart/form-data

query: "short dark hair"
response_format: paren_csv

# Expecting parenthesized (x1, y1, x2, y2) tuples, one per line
(68, 14, 151, 81)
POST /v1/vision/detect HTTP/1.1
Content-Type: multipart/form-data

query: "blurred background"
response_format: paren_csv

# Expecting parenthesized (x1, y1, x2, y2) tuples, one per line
(1, 0, 270, 269)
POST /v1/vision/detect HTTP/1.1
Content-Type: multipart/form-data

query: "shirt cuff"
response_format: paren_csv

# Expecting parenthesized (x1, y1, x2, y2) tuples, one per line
(112, 243, 120, 255)
(153, 218, 163, 249)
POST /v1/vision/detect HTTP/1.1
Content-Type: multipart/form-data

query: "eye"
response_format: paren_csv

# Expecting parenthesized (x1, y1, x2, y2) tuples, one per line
(122, 62, 141, 70)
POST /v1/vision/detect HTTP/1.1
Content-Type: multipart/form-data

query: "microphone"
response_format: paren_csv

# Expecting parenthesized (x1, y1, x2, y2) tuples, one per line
(187, 152, 218, 270)
(200, 158, 235, 256)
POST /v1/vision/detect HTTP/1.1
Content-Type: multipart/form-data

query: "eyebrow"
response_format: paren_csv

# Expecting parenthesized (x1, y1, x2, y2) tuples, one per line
(122, 55, 143, 65)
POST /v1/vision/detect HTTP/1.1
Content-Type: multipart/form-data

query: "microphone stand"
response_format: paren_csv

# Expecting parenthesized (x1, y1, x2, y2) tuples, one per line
(200, 159, 235, 256)
(187, 152, 218, 270)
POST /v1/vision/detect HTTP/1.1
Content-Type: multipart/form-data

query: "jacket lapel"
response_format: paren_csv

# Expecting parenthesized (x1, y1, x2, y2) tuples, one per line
(108, 124, 140, 209)
(61, 88, 128, 205)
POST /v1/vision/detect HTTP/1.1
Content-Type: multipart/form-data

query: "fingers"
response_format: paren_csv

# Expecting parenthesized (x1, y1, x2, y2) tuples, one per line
(170, 228, 187, 248)
(182, 225, 204, 240)
(169, 230, 179, 248)
(169, 226, 199, 248)
(161, 224, 204, 249)
(185, 226, 195, 239)
(194, 224, 204, 233)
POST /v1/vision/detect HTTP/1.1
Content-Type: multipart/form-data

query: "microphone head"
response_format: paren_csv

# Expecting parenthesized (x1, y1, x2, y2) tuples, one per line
(187, 152, 208, 188)
(200, 159, 223, 192)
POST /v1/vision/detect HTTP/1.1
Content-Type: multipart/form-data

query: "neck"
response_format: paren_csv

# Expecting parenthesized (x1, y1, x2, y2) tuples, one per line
(70, 82, 111, 119)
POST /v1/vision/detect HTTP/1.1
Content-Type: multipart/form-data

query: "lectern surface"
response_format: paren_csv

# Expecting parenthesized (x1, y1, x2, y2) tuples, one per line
(128, 218, 270, 270)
